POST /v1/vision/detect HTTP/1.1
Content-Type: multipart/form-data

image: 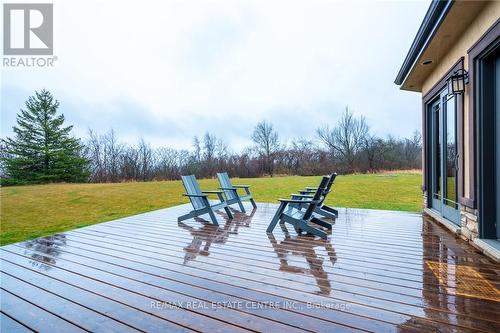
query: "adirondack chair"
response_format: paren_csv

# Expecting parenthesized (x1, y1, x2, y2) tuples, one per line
(178, 175, 233, 225)
(266, 176, 331, 239)
(216, 172, 257, 213)
(292, 173, 338, 220)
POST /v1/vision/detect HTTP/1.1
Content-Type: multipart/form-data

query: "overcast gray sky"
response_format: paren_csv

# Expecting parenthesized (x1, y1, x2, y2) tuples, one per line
(1, 0, 429, 151)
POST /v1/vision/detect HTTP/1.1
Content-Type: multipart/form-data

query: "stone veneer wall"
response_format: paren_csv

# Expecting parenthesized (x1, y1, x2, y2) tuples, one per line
(460, 206, 478, 240)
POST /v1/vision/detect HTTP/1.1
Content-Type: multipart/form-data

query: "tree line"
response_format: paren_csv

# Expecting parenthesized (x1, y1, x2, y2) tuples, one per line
(1, 90, 421, 185)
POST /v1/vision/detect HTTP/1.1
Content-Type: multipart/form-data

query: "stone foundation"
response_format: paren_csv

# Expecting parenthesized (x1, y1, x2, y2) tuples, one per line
(460, 206, 479, 241)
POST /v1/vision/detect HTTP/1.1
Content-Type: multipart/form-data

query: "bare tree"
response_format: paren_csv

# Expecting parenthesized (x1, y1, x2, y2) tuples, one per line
(317, 107, 369, 172)
(200, 132, 219, 175)
(104, 129, 122, 182)
(403, 130, 422, 168)
(202, 132, 217, 162)
(216, 138, 229, 159)
(156, 147, 179, 180)
(80, 122, 421, 183)
(362, 135, 388, 172)
(138, 138, 153, 181)
(289, 138, 325, 175)
(119, 146, 136, 180)
(252, 121, 280, 176)
(86, 129, 103, 182)
(192, 136, 201, 162)
(178, 149, 192, 175)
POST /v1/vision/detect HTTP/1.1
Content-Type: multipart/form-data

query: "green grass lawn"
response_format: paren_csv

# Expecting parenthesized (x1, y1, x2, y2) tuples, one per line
(0, 172, 422, 245)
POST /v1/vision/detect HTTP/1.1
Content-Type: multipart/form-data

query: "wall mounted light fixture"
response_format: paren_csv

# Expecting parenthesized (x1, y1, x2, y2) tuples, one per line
(447, 69, 469, 95)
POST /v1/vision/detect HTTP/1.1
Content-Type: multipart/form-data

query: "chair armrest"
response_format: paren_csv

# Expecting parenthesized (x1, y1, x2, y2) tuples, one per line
(291, 194, 313, 198)
(233, 185, 250, 188)
(219, 187, 237, 191)
(183, 193, 207, 198)
(299, 190, 315, 194)
(278, 198, 314, 204)
(202, 190, 223, 194)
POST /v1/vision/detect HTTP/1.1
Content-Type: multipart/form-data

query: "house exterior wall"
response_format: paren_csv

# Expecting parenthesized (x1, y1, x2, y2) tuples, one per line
(420, 1, 500, 242)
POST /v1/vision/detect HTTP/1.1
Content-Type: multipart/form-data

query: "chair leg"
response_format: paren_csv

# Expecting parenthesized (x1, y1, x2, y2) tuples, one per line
(311, 217, 332, 230)
(314, 206, 336, 220)
(216, 192, 233, 219)
(267, 202, 286, 233)
(301, 222, 327, 239)
(207, 209, 219, 225)
(224, 206, 234, 219)
(249, 198, 257, 209)
(245, 188, 257, 209)
(321, 205, 338, 217)
(278, 223, 291, 236)
(177, 211, 194, 222)
(236, 197, 246, 213)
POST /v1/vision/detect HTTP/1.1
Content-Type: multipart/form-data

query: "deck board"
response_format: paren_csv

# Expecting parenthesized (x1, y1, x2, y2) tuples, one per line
(0, 288, 87, 332)
(0, 271, 141, 333)
(0, 312, 34, 333)
(1, 203, 499, 332)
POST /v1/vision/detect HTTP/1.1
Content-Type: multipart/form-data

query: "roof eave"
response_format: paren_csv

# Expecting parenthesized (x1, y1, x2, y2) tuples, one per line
(394, 0, 454, 87)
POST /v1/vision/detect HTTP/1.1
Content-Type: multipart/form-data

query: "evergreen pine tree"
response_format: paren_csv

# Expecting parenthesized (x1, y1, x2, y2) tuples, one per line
(2, 90, 89, 184)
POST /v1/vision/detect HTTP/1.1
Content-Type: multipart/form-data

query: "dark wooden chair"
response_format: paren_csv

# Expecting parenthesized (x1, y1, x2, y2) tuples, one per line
(293, 173, 338, 219)
(216, 172, 257, 213)
(266, 176, 331, 239)
(178, 175, 233, 225)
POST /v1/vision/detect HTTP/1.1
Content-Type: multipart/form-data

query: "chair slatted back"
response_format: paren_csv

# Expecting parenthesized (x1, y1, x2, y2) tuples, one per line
(181, 175, 205, 210)
(303, 176, 329, 220)
(217, 172, 237, 200)
(319, 173, 337, 205)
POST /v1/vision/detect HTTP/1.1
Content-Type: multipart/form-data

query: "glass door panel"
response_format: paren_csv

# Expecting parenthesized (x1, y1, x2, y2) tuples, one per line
(444, 95, 458, 209)
(431, 100, 442, 209)
(428, 89, 460, 224)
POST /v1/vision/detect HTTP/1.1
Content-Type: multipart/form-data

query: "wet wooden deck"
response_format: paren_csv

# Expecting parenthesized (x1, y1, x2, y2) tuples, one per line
(1, 203, 499, 332)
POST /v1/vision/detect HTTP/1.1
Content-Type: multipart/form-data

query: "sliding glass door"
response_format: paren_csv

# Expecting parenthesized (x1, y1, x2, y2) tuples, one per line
(428, 89, 460, 224)
(477, 48, 500, 239)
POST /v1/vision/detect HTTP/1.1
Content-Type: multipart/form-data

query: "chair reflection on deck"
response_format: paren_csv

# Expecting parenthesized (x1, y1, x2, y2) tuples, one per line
(267, 224, 337, 295)
(178, 211, 254, 264)
(22, 234, 67, 270)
